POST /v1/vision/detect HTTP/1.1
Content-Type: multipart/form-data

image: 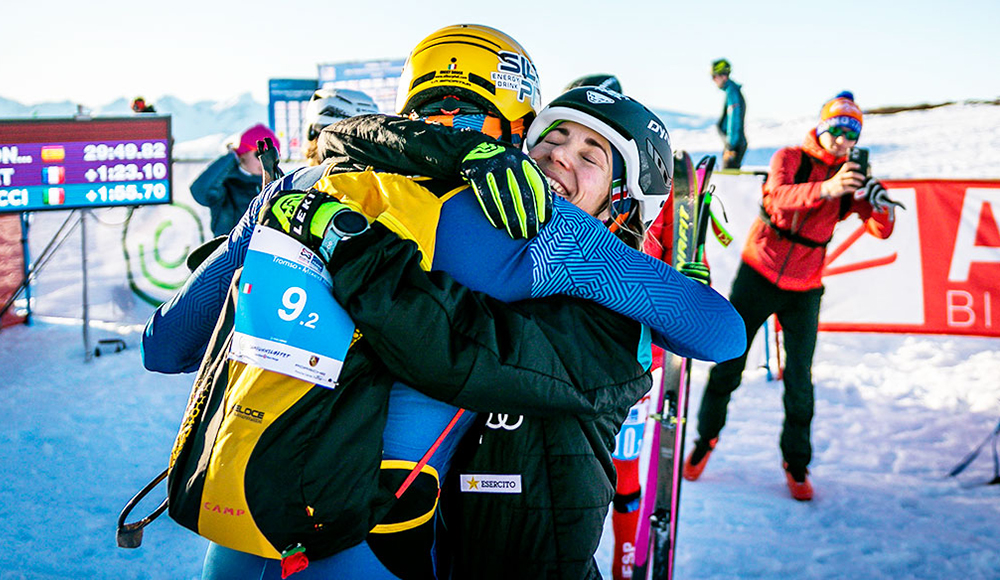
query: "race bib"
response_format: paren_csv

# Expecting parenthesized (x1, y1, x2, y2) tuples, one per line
(613, 394, 650, 460)
(229, 225, 355, 387)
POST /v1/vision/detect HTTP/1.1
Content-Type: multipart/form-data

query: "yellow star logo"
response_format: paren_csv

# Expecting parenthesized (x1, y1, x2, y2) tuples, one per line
(466, 476, 479, 490)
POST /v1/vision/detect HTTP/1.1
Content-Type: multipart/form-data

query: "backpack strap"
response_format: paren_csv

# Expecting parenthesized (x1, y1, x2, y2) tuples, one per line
(793, 149, 813, 184)
(758, 206, 831, 248)
(758, 149, 835, 248)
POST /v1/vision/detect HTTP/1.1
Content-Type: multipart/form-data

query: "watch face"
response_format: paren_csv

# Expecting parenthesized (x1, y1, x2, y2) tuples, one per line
(331, 209, 369, 237)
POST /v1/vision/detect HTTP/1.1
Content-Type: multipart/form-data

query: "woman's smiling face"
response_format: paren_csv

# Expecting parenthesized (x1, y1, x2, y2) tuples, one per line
(528, 121, 614, 220)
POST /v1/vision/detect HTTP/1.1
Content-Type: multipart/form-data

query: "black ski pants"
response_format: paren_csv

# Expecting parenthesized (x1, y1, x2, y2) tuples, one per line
(696, 261, 824, 472)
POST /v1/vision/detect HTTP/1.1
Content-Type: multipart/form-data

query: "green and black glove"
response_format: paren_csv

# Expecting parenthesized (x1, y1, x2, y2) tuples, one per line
(678, 261, 711, 286)
(459, 142, 552, 240)
(258, 189, 370, 262)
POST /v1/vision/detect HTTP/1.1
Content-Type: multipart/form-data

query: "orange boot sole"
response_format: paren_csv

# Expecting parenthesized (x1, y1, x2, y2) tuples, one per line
(783, 463, 813, 501)
(682, 438, 718, 481)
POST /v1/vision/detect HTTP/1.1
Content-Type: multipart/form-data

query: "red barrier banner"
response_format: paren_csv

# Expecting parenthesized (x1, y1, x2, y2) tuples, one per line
(819, 179, 1000, 337)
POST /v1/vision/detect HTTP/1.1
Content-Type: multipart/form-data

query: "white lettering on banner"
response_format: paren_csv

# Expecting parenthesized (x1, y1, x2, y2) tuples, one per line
(947, 290, 975, 327)
(946, 290, 994, 328)
(948, 188, 1000, 282)
(0, 168, 13, 185)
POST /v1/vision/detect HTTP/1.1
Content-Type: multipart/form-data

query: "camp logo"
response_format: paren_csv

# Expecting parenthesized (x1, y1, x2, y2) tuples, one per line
(459, 474, 522, 494)
(202, 502, 247, 517)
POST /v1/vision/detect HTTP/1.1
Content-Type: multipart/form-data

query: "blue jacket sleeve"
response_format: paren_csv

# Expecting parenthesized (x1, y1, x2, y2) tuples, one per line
(189, 153, 238, 207)
(140, 171, 300, 373)
(432, 193, 747, 363)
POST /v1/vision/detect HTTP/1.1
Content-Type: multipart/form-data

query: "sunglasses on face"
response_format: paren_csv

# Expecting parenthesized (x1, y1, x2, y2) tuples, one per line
(827, 126, 860, 141)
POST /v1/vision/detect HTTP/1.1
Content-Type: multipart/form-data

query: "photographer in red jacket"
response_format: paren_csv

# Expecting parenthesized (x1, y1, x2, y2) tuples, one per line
(682, 91, 902, 501)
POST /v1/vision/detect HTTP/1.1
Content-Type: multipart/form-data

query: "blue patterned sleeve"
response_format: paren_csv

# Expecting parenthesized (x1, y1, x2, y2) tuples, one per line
(530, 200, 745, 362)
(432, 194, 746, 363)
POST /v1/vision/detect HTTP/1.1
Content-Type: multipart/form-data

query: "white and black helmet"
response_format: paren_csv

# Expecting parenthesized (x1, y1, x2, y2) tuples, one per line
(305, 88, 380, 140)
(525, 86, 673, 226)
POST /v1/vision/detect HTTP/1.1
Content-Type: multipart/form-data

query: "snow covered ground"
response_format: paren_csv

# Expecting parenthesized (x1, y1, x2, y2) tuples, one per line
(1, 103, 998, 579)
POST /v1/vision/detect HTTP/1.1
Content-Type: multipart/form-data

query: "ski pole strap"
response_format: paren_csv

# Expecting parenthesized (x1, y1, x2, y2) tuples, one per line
(368, 409, 467, 536)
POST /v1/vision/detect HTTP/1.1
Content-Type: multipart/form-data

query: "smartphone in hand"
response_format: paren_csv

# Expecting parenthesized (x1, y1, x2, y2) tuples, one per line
(848, 147, 869, 177)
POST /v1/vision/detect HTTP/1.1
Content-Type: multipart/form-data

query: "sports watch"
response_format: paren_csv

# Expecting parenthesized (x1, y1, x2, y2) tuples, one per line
(318, 205, 370, 262)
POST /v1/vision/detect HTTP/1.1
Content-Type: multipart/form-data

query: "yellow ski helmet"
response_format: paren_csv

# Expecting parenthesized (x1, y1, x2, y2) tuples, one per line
(395, 24, 540, 142)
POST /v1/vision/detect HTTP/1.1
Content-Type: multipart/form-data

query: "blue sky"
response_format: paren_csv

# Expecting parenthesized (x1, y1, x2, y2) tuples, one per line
(4, 0, 998, 119)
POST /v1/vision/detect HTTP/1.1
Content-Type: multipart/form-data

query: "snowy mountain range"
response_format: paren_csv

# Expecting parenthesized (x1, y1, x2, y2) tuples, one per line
(0, 93, 269, 148)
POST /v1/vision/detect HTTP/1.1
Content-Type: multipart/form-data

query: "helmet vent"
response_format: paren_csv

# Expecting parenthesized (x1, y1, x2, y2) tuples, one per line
(468, 73, 496, 95)
(410, 71, 437, 92)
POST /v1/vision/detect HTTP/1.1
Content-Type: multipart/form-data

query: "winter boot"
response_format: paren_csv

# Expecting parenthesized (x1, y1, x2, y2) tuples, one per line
(682, 438, 718, 481)
(783, 462, 813, 501)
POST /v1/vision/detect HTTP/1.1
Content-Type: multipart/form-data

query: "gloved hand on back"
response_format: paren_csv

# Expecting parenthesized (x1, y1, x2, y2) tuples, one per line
(460, 142, 552, 240)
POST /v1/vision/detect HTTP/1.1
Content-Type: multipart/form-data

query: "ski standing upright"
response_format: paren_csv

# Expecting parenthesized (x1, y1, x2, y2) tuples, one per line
(634, 152, 716, 580)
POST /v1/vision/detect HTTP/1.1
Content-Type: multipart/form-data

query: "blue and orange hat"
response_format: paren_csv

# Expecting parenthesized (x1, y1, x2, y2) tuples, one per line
(817, 91, 863, 137)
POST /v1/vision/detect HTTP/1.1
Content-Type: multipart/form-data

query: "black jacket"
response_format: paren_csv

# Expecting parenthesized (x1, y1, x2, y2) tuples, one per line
(441, 299, 647, 580)
(336, 223, 650, 579)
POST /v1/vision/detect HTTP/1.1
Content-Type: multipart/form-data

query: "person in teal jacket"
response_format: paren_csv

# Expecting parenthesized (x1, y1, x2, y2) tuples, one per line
(711, 58, 747, 169)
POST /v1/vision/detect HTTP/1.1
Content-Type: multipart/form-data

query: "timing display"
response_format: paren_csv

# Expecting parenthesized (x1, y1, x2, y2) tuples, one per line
(0, 116, 172, 213)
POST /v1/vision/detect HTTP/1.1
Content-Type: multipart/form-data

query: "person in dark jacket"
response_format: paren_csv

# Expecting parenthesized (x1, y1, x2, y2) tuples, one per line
(682, 91, 901, 501)
(711, 58, 747, 169)
(190, 123, 278, 236)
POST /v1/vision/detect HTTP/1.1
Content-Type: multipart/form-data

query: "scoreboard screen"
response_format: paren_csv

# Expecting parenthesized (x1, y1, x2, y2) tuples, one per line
(0, 116, 172, 213)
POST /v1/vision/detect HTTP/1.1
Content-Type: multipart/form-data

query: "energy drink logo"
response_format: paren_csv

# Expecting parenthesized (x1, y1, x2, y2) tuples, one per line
(122, 202, 207, 306)
(492, 51, 540, 110)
